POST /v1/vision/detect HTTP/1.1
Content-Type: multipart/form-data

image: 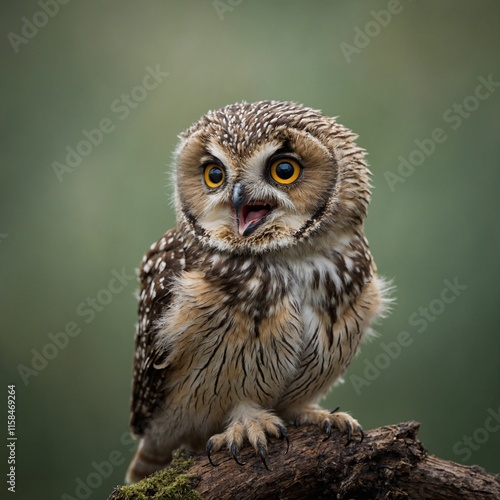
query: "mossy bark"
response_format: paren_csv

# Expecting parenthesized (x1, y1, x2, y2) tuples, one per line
(108, 455, 202, 500)
(109, 422, 500, 499)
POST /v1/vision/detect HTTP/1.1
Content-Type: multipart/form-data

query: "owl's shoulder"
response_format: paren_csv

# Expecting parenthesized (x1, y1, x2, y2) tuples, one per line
(138, 228, 197, 321)
(140, 228, 189, 280)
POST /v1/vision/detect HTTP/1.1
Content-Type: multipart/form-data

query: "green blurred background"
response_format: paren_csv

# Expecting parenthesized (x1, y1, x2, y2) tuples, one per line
(2, 1, 499, 498)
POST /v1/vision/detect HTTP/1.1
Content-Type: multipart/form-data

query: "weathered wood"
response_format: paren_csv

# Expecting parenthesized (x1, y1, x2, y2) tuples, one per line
(109, 421, 500, 499)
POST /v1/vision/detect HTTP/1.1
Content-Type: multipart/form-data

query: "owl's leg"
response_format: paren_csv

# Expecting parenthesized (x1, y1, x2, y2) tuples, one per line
(282, 404, 364, 444)
(206, 402, 288, 469)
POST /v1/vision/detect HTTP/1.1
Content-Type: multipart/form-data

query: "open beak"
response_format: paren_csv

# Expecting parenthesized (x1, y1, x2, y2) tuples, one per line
(232, 183, 274, 237)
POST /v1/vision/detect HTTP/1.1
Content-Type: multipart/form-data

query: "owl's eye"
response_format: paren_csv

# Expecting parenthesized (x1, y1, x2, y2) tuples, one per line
(203, 164, 225, 189)
(269, 158, 302, 185)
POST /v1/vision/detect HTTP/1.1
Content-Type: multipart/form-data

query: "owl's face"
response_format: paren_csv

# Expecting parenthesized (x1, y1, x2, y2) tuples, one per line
(173, 101, 370, 254)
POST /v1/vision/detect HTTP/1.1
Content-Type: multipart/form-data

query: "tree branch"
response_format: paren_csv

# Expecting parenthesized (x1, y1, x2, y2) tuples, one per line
(109, 421, 500, 499)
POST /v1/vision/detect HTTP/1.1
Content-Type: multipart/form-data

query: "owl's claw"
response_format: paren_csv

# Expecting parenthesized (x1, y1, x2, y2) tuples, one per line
(206, 439, 220, 467)
(258, 443, 270, 471)
(330, 406, 364, 445)
(291, 406, 364, 445)
(205, 406, 286, 470)
(323, 419, 332, 442)
(344, 419, 353, 446)
(358, 425, 365, 443)
(277, 424, 290, 453)
(231, 443, 246, 466)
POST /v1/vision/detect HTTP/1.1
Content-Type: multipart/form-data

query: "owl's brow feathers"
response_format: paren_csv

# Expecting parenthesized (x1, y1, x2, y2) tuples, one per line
(180, 100, 340, 157)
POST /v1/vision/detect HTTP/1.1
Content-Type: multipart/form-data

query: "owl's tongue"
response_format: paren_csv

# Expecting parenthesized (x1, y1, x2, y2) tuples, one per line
(239, 203, 272, 236)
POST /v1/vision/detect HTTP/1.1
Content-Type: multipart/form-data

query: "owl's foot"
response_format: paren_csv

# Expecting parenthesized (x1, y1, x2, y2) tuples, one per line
(206, 404, 288, 469)
(291, 405, 364, 445)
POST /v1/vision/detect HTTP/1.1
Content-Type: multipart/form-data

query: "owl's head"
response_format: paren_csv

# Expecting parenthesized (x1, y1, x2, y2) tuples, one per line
(173, 101, 371, 255)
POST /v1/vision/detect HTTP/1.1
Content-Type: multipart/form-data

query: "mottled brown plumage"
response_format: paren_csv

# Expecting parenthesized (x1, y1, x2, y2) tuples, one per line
(126, 100, 389, 483)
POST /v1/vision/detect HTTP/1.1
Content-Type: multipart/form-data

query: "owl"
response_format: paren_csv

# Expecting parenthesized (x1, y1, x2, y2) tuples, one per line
(126, 100, 389, 483)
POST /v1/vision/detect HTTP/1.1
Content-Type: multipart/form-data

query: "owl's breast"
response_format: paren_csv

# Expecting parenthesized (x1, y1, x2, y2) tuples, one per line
(155, 248, 372, 421)
(155, 259, 304, 415)
(274, 251, 379, 407)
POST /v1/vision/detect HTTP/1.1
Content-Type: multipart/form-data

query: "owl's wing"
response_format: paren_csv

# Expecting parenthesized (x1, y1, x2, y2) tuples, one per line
(129, 228, 193, 436)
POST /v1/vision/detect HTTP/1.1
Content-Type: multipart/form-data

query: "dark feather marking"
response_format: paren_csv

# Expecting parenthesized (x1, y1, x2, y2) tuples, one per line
(293, 199, 329, 239)
(351, 304, 363, 322)
(191, 334, 226, 400)
(284, 372, 316, 402)
(213, 344, 228, 396)
(267, 338, 282, 383)
(254, 343, 273, 399)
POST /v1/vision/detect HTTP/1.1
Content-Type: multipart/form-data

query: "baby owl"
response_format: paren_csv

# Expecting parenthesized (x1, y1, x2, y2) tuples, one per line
(126, 100, 389, 483)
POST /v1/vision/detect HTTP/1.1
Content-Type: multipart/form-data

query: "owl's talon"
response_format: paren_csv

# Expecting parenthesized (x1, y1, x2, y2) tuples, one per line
(204, 407, 285, 470)
(358, 425, 365, 443)
(231, 443, 246, 466)
(323, 419, 332, 442)
(206, 440, 220, 467)
(344, 420, 353, 446)
(289, 406, 364, 447)
(258, 443, 270, 471)
(277, 425, 290, 453)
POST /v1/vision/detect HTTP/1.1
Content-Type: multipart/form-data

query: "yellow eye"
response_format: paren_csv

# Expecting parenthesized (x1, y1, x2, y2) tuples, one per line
(269, 158, 302, 185)
(203, 164, 225, 189)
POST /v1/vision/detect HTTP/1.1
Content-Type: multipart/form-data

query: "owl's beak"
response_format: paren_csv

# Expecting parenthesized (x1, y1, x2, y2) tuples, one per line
(232, 183, 246, 215)
(232, 183, 274, 237)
